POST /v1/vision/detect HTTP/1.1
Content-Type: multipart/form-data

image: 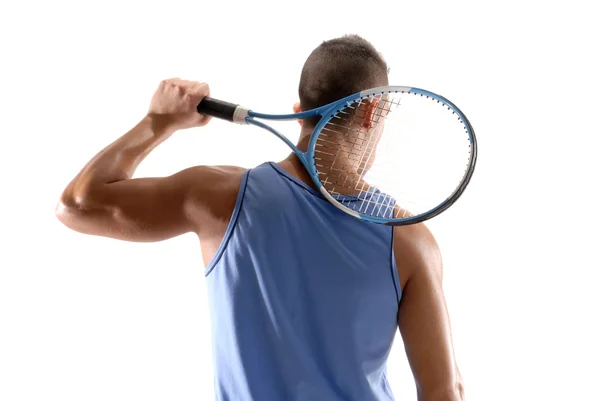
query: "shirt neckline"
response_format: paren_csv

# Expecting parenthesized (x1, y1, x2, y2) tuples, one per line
(266, 162, 324, 198)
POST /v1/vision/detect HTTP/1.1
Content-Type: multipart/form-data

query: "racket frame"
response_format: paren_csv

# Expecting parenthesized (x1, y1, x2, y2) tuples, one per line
(200, 86, 477, 225)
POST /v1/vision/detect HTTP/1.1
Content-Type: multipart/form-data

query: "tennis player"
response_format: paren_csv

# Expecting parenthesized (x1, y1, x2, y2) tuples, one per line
(56, 35, 464, 401)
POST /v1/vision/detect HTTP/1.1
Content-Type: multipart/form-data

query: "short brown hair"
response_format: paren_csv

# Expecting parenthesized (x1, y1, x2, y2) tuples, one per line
(298, 35, 389, 125)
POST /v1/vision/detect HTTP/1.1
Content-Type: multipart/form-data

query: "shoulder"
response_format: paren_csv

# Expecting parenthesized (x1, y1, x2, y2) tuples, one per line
(183, 165, 247, 194)
(393, 223, 443, 288)
(185, 164, 247, 180)
(178, 165, 248, 234)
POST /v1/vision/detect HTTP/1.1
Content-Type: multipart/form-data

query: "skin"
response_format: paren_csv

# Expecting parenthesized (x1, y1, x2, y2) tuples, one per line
(56, 78, 464, 401)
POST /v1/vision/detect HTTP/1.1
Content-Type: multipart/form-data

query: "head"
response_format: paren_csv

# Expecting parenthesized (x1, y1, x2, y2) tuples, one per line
(295, 35, 389, 130)
(294, 36, 390, 189)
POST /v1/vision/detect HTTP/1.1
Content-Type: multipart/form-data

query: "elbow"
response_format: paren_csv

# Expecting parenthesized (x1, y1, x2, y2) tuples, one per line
(55, 193, 99, 233)
(458, 378, 465, 399)
(420, 382, 465, 401)
(55, 194, 82, 229)
(421, 390, 464, 401)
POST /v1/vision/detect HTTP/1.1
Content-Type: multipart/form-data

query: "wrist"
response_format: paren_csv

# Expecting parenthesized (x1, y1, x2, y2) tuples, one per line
(144, 113, 177, 138)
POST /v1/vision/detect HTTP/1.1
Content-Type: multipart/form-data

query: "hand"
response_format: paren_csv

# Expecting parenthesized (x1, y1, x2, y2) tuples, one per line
(147, 78, 212, 134)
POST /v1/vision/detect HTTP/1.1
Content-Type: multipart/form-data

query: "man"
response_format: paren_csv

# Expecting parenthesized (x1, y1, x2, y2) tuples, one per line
(56, 35, 464, 401)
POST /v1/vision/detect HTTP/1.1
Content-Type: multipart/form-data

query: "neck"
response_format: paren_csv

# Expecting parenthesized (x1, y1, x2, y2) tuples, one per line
(294, 129, 312, 153)
(278, 128, 371, 194)
(278, 131, 318, 189)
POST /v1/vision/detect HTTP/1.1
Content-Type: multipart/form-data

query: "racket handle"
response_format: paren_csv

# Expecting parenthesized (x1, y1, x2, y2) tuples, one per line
(197, 97, 239, 122)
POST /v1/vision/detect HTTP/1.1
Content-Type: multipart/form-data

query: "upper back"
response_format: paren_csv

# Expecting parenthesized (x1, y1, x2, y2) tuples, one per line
(205, 161, 402, 401)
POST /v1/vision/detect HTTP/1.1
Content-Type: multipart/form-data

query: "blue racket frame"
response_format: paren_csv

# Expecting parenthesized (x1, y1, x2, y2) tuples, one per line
(198, 86, 477, 226)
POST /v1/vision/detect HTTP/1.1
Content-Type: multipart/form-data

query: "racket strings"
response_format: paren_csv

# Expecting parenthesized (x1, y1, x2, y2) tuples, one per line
(316, 102, 385, 191)
(315, 94, 406, 218)
(316, 95, 389, 168)
(315, 98, 372, 195)
(314, 91, 472, 220)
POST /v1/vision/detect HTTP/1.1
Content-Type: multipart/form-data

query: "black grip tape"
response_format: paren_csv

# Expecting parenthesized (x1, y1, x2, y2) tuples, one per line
(197, 97, 238, 122)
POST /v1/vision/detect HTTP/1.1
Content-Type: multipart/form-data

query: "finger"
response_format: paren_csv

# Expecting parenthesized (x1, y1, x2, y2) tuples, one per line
(190, 82, 210, 97)
(198, 114, 213, 127)
(186, 82, 210, 105)
(163, 77, 181, 86)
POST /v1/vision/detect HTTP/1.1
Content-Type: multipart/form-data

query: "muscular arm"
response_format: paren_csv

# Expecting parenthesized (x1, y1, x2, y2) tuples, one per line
(56, 79, 243, 243)
(394, 224, 464, 401)
(56, 162, 242, 242)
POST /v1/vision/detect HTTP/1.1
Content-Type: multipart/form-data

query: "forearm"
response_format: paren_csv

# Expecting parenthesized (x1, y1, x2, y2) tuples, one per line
(61, 115, 171, 206)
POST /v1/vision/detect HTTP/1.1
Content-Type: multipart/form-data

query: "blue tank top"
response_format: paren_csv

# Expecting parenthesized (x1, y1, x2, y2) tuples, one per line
(205, 162, 402, 401)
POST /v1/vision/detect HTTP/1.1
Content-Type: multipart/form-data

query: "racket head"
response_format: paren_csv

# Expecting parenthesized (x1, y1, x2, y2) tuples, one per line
(304, 86, 477, 226)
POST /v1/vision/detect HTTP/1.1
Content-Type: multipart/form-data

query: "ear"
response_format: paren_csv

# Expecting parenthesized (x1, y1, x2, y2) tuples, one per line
(293, 102, 303, 126)
(362, 98, 380, 129)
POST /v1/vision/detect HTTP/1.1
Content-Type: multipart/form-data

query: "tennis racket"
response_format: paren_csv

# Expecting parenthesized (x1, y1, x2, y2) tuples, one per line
(197, 86, 477, 226)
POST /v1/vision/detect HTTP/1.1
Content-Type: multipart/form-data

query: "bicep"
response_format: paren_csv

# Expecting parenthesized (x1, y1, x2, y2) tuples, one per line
(91, 173, 196, 241)
(394, 225, 462, 400)
(58, 166, 240, 242)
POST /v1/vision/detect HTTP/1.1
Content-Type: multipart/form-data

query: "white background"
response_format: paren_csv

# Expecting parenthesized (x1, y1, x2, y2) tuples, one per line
(1, 0, 599, 400)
